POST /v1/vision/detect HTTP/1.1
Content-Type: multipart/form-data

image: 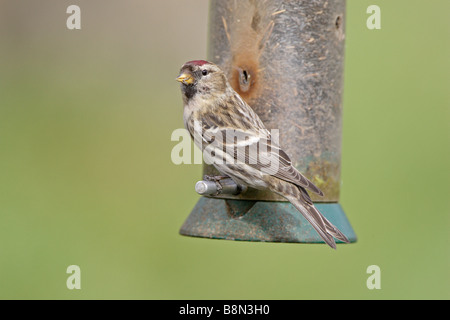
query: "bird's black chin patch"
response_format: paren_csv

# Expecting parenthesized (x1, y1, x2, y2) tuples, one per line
(182, 84, 197, 101)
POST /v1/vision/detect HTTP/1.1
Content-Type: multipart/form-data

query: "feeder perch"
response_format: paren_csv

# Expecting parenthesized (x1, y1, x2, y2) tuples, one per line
(180, 0, 356, 244)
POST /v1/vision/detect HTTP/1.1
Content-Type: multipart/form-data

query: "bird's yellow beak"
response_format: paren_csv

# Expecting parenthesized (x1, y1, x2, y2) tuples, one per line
(176, 73, 194, 85)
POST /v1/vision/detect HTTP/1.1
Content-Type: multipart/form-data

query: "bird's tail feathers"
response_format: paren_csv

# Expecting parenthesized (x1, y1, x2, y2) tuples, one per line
(285, 189, 350, 249)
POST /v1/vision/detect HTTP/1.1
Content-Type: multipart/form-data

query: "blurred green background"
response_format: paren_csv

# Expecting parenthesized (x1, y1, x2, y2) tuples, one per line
(0, 0, 448, 299)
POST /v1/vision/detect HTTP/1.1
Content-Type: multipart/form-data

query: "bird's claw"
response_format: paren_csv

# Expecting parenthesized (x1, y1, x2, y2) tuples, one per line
(204, 175, 230, 182)
(203, 175, 230, 196)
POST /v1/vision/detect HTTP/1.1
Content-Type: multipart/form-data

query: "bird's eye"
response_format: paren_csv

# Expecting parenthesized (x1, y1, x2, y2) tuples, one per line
(202, 69, 208, 76)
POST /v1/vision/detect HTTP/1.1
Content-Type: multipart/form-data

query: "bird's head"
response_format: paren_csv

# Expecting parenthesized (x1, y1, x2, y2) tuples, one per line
(176, 60, 228, 103)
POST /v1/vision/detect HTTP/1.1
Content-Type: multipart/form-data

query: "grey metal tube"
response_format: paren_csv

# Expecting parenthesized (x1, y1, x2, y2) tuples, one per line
(195, 178, 247, 196)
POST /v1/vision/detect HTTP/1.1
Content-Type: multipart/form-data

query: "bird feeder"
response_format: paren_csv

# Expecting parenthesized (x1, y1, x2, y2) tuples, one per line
(180, 0, 356, 244)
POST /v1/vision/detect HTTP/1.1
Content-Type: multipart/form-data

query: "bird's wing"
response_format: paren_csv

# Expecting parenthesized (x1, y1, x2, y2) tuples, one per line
(257, 138, 324, 196)
(199, 94, 323, 196)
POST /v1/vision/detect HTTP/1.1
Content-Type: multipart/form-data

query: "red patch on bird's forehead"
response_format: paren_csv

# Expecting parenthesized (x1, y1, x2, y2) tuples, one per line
(185, 60, 209, 67)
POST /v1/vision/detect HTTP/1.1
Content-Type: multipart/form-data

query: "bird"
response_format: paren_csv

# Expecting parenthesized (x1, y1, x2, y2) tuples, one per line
(176, 60, 350, 249)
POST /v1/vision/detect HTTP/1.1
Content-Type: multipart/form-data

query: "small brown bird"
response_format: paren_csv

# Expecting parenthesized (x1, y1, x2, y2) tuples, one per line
(176, 60, 349, 249)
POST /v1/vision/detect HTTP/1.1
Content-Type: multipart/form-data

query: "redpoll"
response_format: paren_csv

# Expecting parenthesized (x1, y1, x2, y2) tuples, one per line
(176, 60, 349, 249)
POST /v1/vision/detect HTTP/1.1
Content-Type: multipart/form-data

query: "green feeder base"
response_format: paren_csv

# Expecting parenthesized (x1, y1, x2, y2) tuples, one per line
(180, 197, 357, 244)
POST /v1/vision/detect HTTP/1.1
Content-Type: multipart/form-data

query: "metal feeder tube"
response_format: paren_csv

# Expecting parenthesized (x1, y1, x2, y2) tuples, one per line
(180, 0, 356, 244)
